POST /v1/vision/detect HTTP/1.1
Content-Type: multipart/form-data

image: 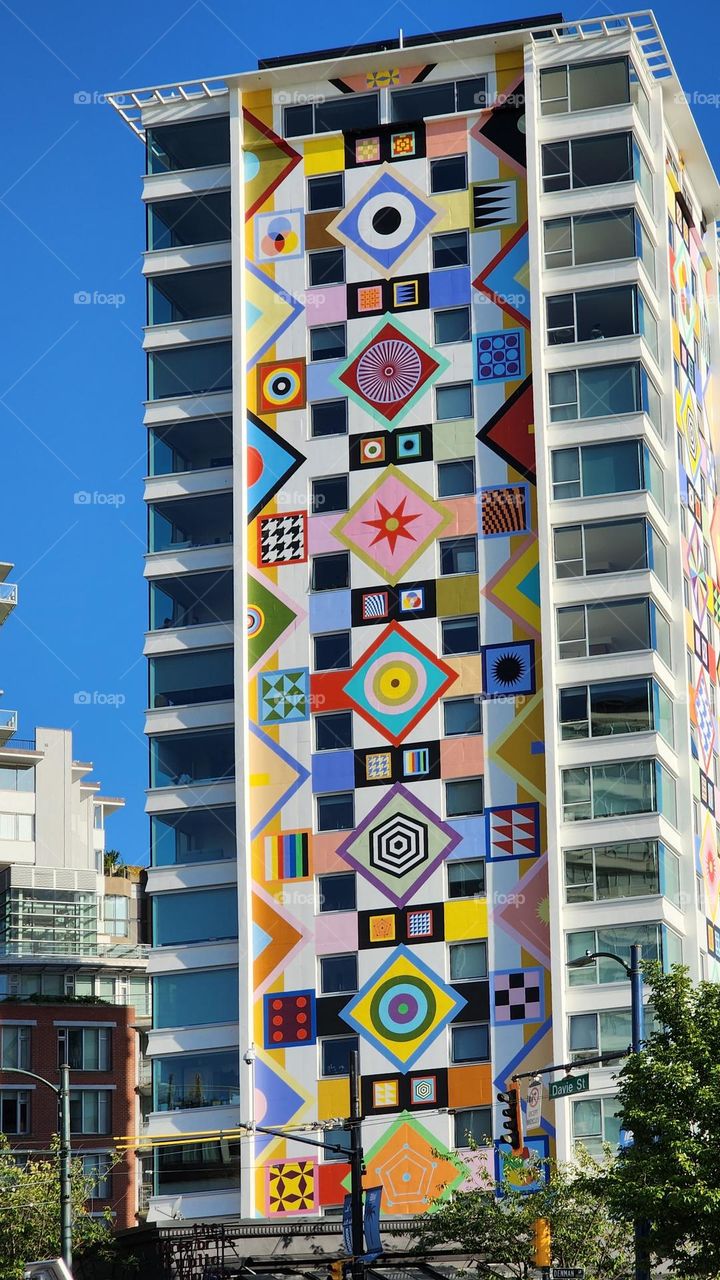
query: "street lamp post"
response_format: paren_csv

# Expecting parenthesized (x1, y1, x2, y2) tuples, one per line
(0, 1064, 72, 1270)
(566, 943, 647, 1280)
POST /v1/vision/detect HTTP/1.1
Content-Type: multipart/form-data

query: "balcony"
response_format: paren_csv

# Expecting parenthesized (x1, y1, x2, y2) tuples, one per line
(0, 568, 18, 627)
(0, 710, 18, 745)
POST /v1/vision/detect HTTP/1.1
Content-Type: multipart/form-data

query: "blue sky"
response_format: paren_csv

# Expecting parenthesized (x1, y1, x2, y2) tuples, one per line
(0, 0, 717, 862)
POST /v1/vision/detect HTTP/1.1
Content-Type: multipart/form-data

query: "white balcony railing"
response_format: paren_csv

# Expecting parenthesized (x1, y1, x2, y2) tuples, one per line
(0, 582, 17, 626)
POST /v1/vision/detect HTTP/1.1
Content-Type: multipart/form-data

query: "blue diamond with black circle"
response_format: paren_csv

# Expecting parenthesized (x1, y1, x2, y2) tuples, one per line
(329, 164, 440, 277)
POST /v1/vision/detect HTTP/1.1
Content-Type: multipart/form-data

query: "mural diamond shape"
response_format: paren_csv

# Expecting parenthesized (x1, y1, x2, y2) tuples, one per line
(340, 945, 466, 1072)
(333, 465, 452, 584)
(328, 164, 440, 276)
(247, 411, 305, 523)
(337, 783, 460, 906)
(343, 623, 457, 744)
(333, 314, 449, 426)
(357, 1111, 465, 1213)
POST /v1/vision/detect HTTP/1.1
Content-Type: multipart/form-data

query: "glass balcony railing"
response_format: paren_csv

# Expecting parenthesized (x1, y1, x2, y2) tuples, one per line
(0, 711, 18, 743)
(0, 582, 18, 625)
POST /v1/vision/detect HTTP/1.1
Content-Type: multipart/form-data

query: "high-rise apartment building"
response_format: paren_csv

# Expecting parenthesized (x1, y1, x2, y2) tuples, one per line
(109, 11, 720, 1223)
(0, 727, 150, 1227)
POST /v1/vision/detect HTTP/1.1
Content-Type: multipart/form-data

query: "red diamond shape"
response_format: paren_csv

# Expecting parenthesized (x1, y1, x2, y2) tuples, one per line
(337, 320, 442, 424)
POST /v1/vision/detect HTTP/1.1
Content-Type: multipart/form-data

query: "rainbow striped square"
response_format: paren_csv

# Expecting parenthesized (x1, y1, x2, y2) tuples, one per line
(403, 748, 429, 777)
(265, 832, 310, 881)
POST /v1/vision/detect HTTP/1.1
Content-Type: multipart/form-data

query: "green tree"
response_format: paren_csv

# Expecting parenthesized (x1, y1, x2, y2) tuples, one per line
(103, 849, 124, 875)
(0, 1137, 115, 1280)
(598, 963, 720, 1277)
(416, 1147, 633, 1280)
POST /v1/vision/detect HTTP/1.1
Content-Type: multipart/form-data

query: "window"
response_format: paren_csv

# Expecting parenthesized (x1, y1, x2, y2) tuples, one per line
(543, 208, 654, 279)
(150, 647, 234, 708)
(390, 76, 486, 122)
(430, 155, 468, 194)
(323, 1122, 353, 1162)
(148, 266, 232, 325)
(441, 616, 479, 656)
(556, 598, 669, 665)
(311, 399, 348, 438)
(569, 1010, 632, 1064)
(0, 1090, 29, 1135)
(310, 324, 346, 361)
(314, 631, 351, 671)
(0, 1026, 29, 1070)
(317, 792, 354, 832)
(83, 1154, 112, 1199)
(540, 57, 630, 115)
(321, 1035, 359, 1077)
(311, 475, 348, 513)
(0, 812, 33, 841)
(147, 191, 231, 250)
(541, 131, 634, 192)
(449, 940, 488, 981)
(148, 341, 232, 400)
(156, 1138, 241, 1195)
(311, 553, 350, 592)
(440, 536, 477, 576)
(436, 382, 473, 420)
(434, 306, 471, 345)
(444, 696, 482, 737)
(451, 1023, 489, 1063)
(548, 362, 660, 429)
(70, 1090, 111, 1135)
(447, 858, 486, 899)
(437, 458, 475, 497)
(550, 440, 663, 507)
(153, 887, 238, 946)
(153, 1049, 239, 1111)
(319, 873, 356, 913)
(58, 1026, 111, 1071)
(151, 806, 236, 867)
(573, 1096, 622, 1159)
(546, 284, 657, 354)
(153, 967, 239, 1029)
(559, 677, 673, 743)
(320, 954, 358, 995)
(432, 231, 469, 269)
(146, 118, 230, 173)
(315, 711, 353, 752)
(308, 174, 344, 211)
(284, 93, 379, 139)
(561, 759, 676, 825)
(553, 519, 663, 582)
(103, 895, 128, 937)
(308, 248, 345, 286)
(567, 923, 681, 985)
(0, 766, 34, 793)
(454, 1106, 492, 1148)
(446, 778, 484, 818)
(564, 839, 678, 905)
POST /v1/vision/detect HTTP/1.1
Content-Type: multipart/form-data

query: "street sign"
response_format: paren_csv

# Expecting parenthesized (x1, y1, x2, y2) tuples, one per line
(549, 1269, 585, 1279)
(548, 1073, 589, 1099)
(526, 1077, 543, 1130)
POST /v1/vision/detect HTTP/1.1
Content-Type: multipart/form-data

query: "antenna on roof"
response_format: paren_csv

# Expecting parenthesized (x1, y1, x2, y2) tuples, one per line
(398, 27, 404, 48)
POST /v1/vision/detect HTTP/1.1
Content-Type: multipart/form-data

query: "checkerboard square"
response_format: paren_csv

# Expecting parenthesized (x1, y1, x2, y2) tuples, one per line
(357, 285, 384, 313)
(356, 137, 381, 164)
(406, 909, 433, 938)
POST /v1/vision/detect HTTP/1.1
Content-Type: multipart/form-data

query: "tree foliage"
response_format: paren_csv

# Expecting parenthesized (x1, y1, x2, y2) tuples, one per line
(0, 1137, 115, 1280)
(598, 963, 720, 1276)
(416, 1147, 633, 1280)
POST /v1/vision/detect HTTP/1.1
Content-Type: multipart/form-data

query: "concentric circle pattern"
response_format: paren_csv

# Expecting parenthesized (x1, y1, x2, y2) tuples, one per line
(363, 651, 428, 716)
(369, 974, 437, 1042)
(356, 191, 418, 250)
(247, 606, 265, 637)
(262, 366, 302, 407)
(356, 339, 422, 404)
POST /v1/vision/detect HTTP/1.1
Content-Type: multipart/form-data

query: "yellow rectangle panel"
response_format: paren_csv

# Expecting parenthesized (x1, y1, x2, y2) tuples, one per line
(444, 654, 483, 697)
(431, 190, 470, 232)
(304, 136, 346, 175)
(318, 1076, 349, 1119)
(436, 575, 480, 618)
(444, 898, 488, 941)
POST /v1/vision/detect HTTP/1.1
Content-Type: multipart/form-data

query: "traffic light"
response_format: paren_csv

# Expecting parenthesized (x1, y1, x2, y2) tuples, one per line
(497, 1081, 523, 1156)
(328, 1261, 345, 1280)
(533, 1217, 551, 1268)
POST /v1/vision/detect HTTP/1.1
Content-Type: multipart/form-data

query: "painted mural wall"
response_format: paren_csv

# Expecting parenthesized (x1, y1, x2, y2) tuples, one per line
(667, 148, 720, 978)
(240, 51, 555, 1217)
